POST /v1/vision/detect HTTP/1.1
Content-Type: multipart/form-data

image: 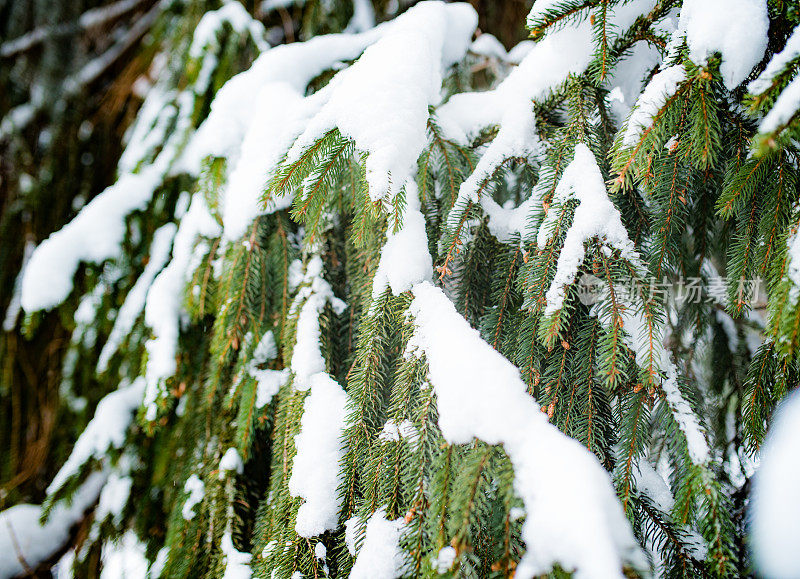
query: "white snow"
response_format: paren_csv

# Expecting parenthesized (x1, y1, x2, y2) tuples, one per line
(344, 515, 364, 556)
(286, 1, 477, 204)
(182, 475, 205, 520)
(349, 509, 406, 579)
(372, 182, 433, 297)
(591, 300, 711, 465)
(758, 75, 800, 135)
(470, 33, 507, 60)
(290, 256, 346, 390)
(751, 389, 800, 578)
(680, 0, 769, 90)
(95, 462, 133, 524)
(253, 369, 290, 408)
(219, 448, 244, 479)
(314, 542, 327, 559)
(441, 1, 655, 235)
(2, 239, 34, 332)
(100, 530, 149, 579)
(47, 378, 145, 495)
(345, 0, 376, 34)
(143, 195, 221, 421)
(221, 532, 253, 579)
(621, 65, 686, 148)
(407, 282, 646, 579)
(288, 372, 350, 537)
(190, 1, 268, 59)
(183, 1, 476, 241)
(0, 473, 106, 579)
(378, 419, 419, 445)
(750, 24, 800, 95)
(431, 546, 457, 573)
(537, 144, 643, 316)
(97, 223, 176, 372)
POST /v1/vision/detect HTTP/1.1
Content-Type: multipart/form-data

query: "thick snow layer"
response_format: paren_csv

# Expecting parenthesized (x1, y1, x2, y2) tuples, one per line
(183, 1, 476, 241)
(288, 372, 350, 537)
(749, 25, 800, 95)
(182, 475, 205, 520)
(221, 532, 253, 579)
(407, 282, 645, 579)
(680, 0, 768, 90)
(286, 1, 477, 204)
(143, 195, 221, 421)
(97, 223, 176, 372)
(622, 65, 686, 147)
(349, 509, 406, 579)
(751, 390, 800, 578)
(372, 182, 433, 297)
(290, 256, 346, 390)
(537, 144, 642, 316)
(0, 473, 106, 579)
(47, 378, 145, 495)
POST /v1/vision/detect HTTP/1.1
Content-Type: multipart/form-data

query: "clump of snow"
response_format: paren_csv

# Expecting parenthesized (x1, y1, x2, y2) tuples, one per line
(621, 65, 686, 147)
(751, 389, 800, 578)
(190, 1, 268, 59)
(95, 465, 133, 525)
(0, 473, 106, 578)
(407, 282, 646, 578)
(537, 144, 643, 316)
(470, 33, 506, 60)
(47, 378, 145, 496)
(221, 532, 253, 579)
(372, 182, 433, 297)
(290, 256, 346, 390)
(182, 475, 205, 520)
(219, 448, 244, 479)
(253, 369, 290, 408)
(143, 195, 221, 421)
(288, 373, 350, 537)
(431, 546, 457, 573)
(378, 419, 419, 446)
(97, 223, 176, 372)
(314, 542, 327, 559)
(349, 509, 406, 579)
(680, 0, 769, 90)
(344, 515, 364, 556)
(100, 530, 149, 579)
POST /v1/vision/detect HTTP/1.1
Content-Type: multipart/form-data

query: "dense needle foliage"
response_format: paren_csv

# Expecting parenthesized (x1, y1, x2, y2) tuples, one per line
(3, 0, 800, 577)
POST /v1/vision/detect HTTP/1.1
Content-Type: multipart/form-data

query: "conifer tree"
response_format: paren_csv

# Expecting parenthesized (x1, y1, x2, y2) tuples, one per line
(3, 0, 800, 577)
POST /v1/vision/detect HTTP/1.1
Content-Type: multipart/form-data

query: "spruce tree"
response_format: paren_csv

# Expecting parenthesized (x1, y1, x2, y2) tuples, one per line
(3, 0, 800, 577)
